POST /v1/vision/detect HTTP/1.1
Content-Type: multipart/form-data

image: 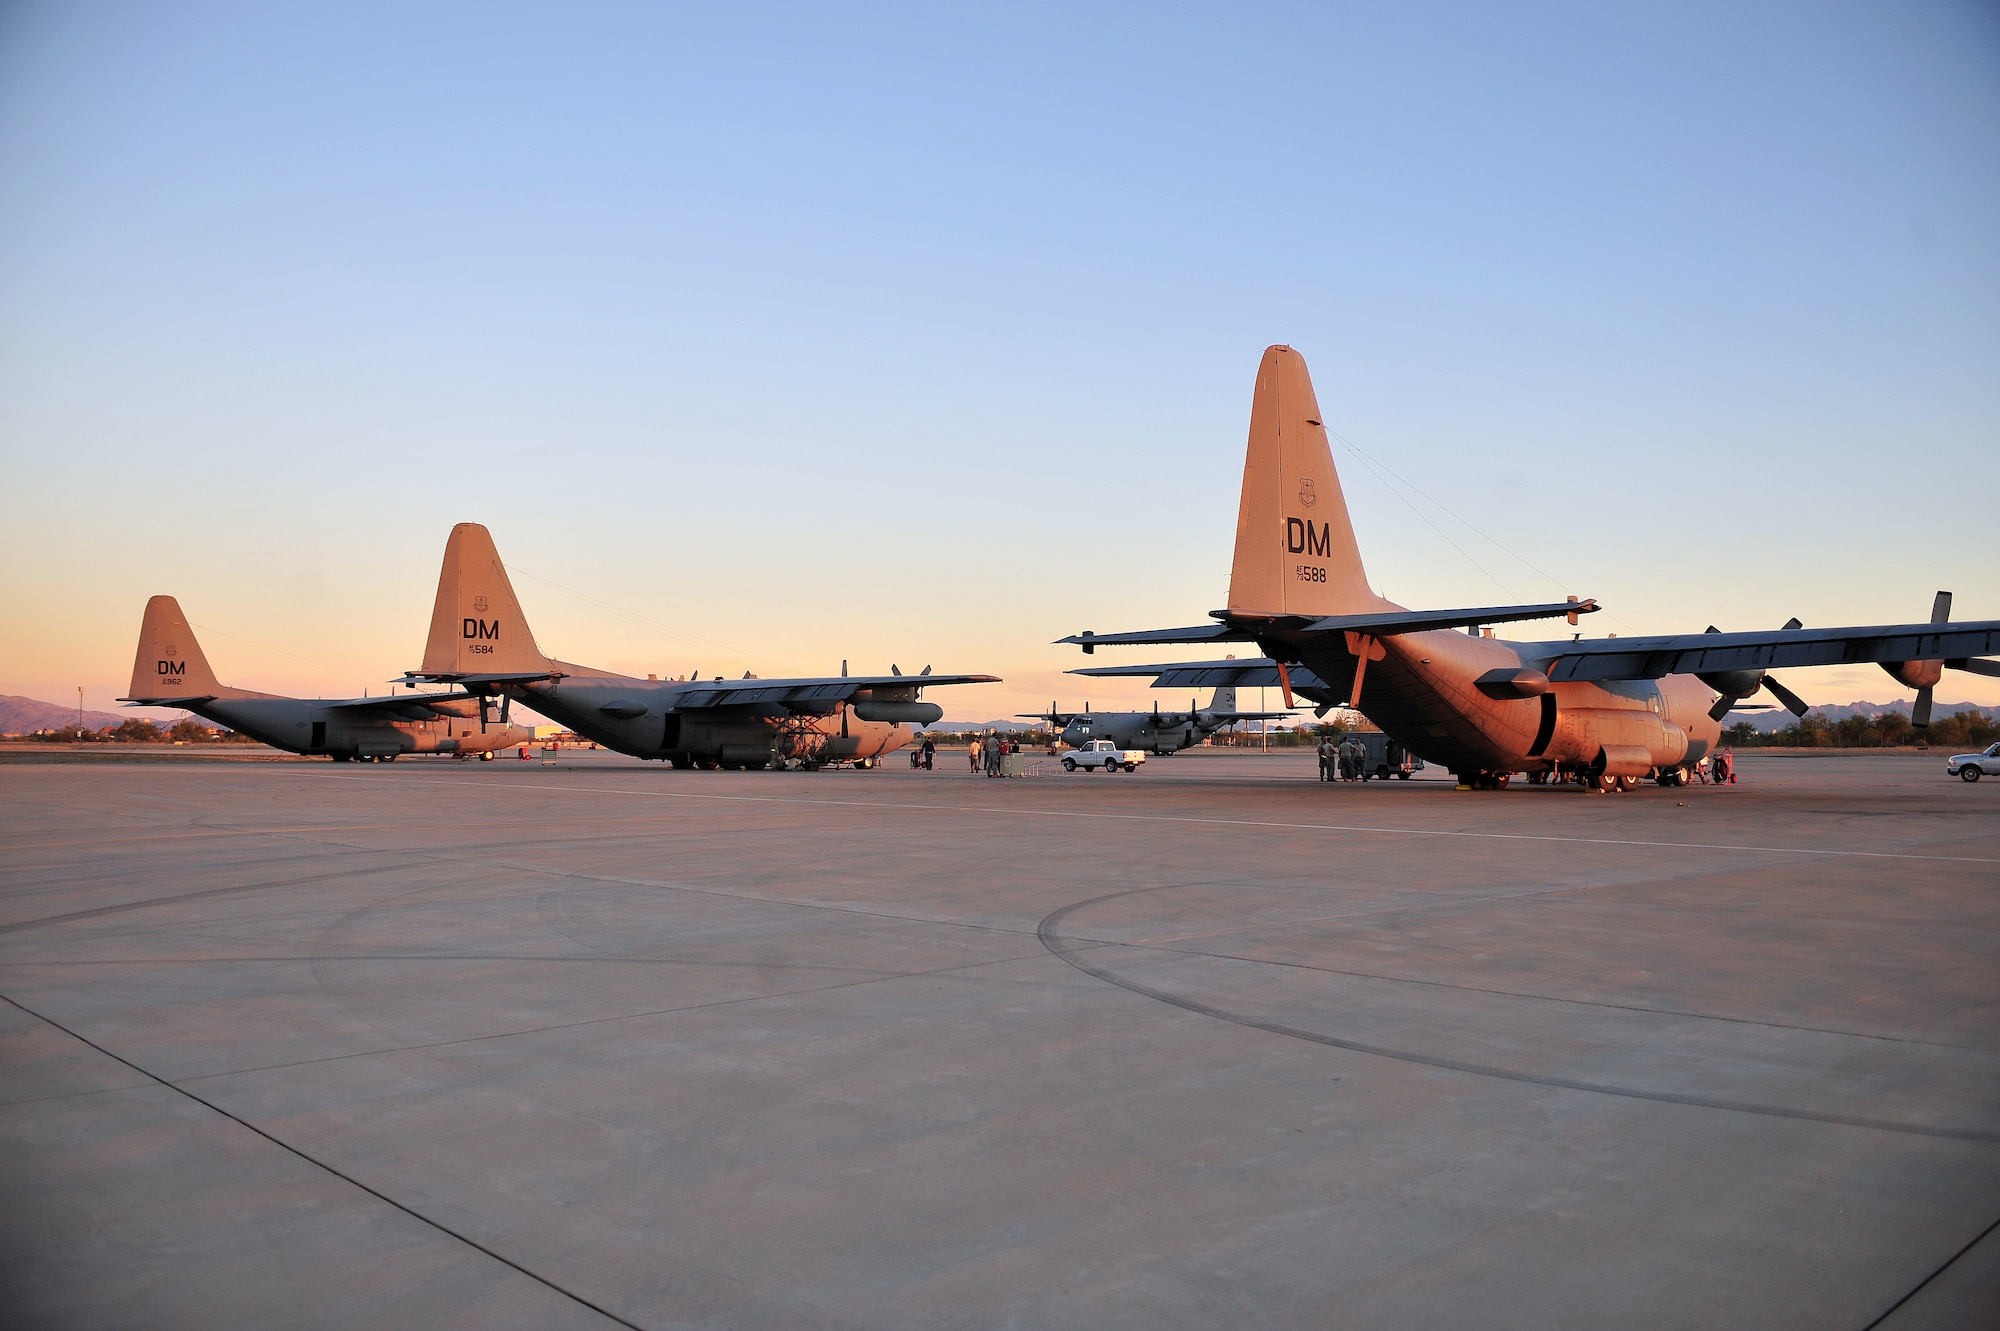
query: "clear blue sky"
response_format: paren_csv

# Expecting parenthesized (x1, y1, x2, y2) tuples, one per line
(3, 2, 1997, 718)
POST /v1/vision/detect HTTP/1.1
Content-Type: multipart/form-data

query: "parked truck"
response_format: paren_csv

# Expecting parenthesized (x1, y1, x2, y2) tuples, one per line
(1063, 739, 1146, 773)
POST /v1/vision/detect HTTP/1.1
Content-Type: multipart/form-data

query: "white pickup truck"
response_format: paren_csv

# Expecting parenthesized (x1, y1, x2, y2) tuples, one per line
(1062, 739, 1146, 773)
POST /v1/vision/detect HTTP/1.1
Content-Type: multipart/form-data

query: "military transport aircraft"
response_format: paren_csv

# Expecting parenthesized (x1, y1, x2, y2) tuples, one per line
(1062, 345, 2000, 791)
(1018, 683, 1295, 755)
(403, 523, 999, 769)
(120, 595, 531, 761)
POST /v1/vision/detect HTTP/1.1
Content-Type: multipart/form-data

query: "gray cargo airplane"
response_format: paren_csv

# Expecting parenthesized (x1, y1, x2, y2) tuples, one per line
(119, 595, 530, 761)
(1018, 683, 1294, 755)
(1065, 345, 2000, 791)
(403, 523, 999, 769)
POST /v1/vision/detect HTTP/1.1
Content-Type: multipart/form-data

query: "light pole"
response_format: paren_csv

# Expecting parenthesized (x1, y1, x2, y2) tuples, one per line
(76, 686, 83, 744)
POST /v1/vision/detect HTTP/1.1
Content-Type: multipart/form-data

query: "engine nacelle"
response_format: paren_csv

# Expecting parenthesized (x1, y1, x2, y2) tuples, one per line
(1697, 669, 1764, 698)
(851, 700, 942, 725)
(1882, 659, 1943, 690)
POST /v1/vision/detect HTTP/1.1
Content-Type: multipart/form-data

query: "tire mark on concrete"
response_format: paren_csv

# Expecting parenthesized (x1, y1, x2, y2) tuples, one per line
(1038, 889, 2000, 1145)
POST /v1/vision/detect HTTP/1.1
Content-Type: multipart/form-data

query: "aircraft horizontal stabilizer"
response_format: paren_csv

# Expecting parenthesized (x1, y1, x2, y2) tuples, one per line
(1061, 599, 1598, 654)
(1056, 624, 1250, 652)
(403, 669, 567, 688)
(1300, 599, 1598, 636)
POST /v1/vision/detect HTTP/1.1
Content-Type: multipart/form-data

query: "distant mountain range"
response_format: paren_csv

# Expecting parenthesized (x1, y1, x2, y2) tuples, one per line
(1731, 699, 1997, 733)
(0, 694, 137, 734)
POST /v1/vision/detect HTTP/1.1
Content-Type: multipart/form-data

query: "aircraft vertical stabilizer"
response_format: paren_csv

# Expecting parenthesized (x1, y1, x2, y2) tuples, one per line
(1226, 346, 1387, 620)
(1209, 684, 1239, 715)
(422, 523, 549, 677)
(127, 595, 225, 701)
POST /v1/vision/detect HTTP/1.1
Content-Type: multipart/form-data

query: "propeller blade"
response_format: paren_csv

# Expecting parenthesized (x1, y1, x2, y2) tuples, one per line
(1781, 617, 1802, 631)
(1763, 675, 1809, 717)
(1952, 658, 2000, 679)
(1912, 686, 1934, 730)
(1931, 590, 1953, 624)
(1708, 695, 1735, 723)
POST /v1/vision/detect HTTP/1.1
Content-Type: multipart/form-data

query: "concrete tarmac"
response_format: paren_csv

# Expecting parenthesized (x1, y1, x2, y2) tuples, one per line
(2, 749, 1996, 1329)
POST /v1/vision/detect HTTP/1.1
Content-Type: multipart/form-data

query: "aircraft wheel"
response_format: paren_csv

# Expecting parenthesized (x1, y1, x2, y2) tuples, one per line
(1062, 758, 1076, 771)
(1615, 774, 1640, 792)
(1397, 771, 1411, 780)
(1962, 766, 1982, 782)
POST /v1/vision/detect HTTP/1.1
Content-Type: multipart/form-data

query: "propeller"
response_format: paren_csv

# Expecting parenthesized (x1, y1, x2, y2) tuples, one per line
(1911, 591, 1950, 731)
(1761, 675, 1810, 718)
(1703, 619, 1810, 721)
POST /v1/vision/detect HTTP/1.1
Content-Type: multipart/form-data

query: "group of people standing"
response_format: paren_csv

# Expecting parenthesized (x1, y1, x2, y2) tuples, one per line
(1318, 734, 1368, 783)
(968, 734, 1021, 777)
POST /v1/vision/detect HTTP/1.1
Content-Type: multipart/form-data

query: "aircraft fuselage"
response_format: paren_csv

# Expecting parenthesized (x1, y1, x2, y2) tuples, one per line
(504, 673, 913, 767)
(183, 696, 530, 760)
(1281, 627, 1721, 777)
(1059, 713, 1230, 755)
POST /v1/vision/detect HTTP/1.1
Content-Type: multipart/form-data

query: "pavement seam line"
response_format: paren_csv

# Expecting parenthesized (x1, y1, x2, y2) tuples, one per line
(0, 993, 647, 1331)
(1860, 1209, 2000, 1330)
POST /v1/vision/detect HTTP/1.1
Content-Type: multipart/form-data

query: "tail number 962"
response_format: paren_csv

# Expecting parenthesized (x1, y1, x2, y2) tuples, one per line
(1295, 565, 1327, 583)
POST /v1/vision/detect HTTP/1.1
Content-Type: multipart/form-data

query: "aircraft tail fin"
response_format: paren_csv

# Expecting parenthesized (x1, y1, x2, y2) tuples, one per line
(1208, 684, 1239, 715)
(125, 596, 226, 702)
(422, 524, 549, 677)
(1226, 346, 1388, 619)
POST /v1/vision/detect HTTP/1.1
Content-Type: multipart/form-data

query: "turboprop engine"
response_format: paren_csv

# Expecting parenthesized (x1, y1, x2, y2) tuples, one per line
(851, 700, 942, 724)
(847, 687, 942, 725)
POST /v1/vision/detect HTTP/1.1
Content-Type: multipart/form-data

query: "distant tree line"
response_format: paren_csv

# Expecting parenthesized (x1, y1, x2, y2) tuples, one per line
(1723, 709, 1998, 750)
(8, 719, 257, 744)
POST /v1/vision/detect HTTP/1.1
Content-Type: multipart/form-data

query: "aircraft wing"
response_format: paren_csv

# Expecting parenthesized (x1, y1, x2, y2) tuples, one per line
(667, 673, 1001, 710)
(1537, 621, 2000, 683)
